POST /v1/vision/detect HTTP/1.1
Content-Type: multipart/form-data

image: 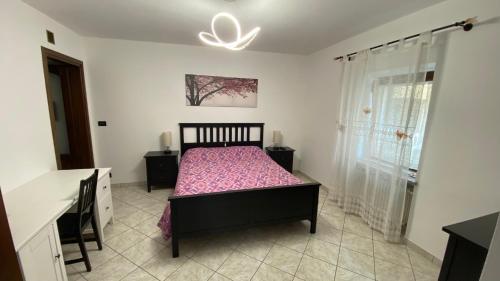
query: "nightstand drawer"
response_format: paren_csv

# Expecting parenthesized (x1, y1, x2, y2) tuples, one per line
(147, 157, 176, 172)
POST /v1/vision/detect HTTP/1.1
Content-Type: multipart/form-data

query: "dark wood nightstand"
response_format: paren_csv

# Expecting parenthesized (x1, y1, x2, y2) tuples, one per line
(144, 151, 179, 192)
(265, 146, 295, 173)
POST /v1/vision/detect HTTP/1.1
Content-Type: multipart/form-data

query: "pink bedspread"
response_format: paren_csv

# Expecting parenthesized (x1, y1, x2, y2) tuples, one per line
(158, 146, 302, 239)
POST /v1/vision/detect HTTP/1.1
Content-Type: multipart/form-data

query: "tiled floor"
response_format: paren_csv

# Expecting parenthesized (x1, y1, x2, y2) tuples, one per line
(64, 174, 440, 281)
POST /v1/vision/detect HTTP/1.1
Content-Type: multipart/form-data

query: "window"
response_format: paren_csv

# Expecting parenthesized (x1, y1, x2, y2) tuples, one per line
(361, 71, 434, 171)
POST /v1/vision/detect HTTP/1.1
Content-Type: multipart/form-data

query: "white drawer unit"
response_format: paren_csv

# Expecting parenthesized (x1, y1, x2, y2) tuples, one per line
(18, 222, 67, 281)
(94, 169, 114, 241)
(5, 168, 113, 281)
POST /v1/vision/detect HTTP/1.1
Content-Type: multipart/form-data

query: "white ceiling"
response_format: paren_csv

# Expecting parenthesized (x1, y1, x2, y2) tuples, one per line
(23, 0, 445, 54)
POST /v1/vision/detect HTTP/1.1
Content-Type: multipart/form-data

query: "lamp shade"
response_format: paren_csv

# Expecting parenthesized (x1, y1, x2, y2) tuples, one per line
(161, 131, 172, 147)
(273, 130, 282, 145)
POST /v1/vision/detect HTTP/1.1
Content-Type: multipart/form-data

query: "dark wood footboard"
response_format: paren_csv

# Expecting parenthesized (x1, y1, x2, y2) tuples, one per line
(168, 182, 320, 257)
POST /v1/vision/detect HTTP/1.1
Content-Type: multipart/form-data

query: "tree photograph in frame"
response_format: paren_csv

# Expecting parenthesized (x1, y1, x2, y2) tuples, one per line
(185, 74, 258, 107)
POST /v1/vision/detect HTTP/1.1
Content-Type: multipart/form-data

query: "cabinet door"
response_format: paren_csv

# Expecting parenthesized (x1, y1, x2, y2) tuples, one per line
(18, 222, 67, 281)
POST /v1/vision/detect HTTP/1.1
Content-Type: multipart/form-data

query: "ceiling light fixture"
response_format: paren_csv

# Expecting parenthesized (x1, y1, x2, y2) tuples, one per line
(199, 12, 260, 51)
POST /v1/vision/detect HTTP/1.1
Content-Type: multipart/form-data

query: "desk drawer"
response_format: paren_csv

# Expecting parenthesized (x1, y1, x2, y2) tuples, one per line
(96, 172, 111, 199)
(96, 193, 113, 227)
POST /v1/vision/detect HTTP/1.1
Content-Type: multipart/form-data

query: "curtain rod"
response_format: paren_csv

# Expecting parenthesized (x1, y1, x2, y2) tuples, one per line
(333, 17, 477, 61)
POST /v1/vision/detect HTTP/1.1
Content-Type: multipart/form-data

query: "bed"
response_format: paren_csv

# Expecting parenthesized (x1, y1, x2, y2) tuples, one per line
(159, 123, 320, 257)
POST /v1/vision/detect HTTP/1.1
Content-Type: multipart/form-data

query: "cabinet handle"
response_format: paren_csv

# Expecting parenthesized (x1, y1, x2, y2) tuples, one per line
(103, 185, 107, 190)
(106, 206, 110, 211)
(55, 254, 61, 261)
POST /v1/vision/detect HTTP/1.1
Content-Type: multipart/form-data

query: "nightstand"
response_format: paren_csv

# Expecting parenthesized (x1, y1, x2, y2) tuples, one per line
(265, 146, 295, 173)
(144, 151, 179, 192)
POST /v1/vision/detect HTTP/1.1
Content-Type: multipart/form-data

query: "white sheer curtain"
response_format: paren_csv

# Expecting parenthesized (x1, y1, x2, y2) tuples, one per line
(333, 32, 445, 242)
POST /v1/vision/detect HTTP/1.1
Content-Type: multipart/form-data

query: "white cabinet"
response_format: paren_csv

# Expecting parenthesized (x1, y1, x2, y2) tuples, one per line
(95, 170, 114, 241)
(18, 222, 67, 281)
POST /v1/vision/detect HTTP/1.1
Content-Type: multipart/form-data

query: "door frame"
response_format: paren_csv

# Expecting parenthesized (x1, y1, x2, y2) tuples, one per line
(41, 47, 94, 169)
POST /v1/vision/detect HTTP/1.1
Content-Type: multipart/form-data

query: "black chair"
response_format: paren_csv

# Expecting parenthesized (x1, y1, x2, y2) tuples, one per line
(57, 169, 102, 272)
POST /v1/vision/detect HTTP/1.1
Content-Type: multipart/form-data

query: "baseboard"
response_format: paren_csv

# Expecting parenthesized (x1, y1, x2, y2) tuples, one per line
(111, 181, 146, 188)
(405, 238, 443, 267)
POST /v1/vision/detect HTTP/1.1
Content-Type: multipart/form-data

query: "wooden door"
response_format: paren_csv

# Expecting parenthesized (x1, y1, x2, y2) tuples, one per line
(42, 47, 94, 170)
(0, 190, 23, 281)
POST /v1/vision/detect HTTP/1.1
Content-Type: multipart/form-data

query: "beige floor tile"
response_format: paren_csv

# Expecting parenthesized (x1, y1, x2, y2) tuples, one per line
(375, 259, 415, 281)
(321, 201, 346, 217)
(372, 230, 385, 242)
(121, 268, 158, 281)
(65, 264, 83, 281)
(62, 241, 99, 255)
(275, 231, 310, 253)
(119, 191, 147, 205)
(114, 204, 140, 220)
(338, 248, 375, 279)
(112, 188, 140, 201)
(68, 245, 118, 272)
(296, 255, 336, 281)
(122, 237, 166, 265)
(335, 267, 374, 281)
(251, 263, 294, 281)
(305, 238, 340, 264)
(343, 215, 373, 239)
(314, 222, 343, 245)
(218, 251, 261, 281)
(373, 240, 411, 267)
(263, 244, 303, 275)
(414, 270, 438, 281)
(105, 228, 147, 253)
(129, 196, 160, 209)
(83, 255, 137, 281)
(192, 240, 234, 271)
(166, 259, 214, 281)
(149, 230, 170, 246)
(237, 237, 273, 261)
(210, 231, 246, 249)
(177, 237, 208, 257)
(119, 209, 153, 227)
(408, 248, 440, 278)
(245, 225, 281, 242)
(103, 220, 131, 241)
(142, 248, 188, 280)
(318, 212, 345, 230)
(143, 202, 167, 216)
(210, 273, 232, 281)
(341, 232, 374, 256)
(145, 187, 173, 201)
(134, 215, 161, 236)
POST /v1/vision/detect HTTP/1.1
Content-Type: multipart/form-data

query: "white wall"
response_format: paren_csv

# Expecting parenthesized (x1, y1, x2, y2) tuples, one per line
(301, 0, 500, 258)
(84, 38, 308, 184)
(0, 0, 87, 192)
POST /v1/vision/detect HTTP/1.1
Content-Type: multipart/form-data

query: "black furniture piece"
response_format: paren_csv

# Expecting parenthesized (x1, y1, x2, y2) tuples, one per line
(57, 169, 102, 272)
(265, 146, 295, 173)
(144, 151, 179, 192)
(169, 123, 320, 257)
(439, 212, 499, 281)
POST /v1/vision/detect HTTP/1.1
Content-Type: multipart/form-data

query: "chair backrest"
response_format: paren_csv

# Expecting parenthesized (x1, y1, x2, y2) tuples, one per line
(76, 169, 99, 227)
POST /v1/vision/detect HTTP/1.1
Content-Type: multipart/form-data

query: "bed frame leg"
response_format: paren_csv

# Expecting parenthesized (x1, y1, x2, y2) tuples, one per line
(172, 236, 179, 258)
(310, 218, 317, 234)
(310, 186, 319, 234)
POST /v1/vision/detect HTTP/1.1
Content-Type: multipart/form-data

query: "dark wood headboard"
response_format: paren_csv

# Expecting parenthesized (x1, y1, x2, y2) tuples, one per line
(179, 123, 264, 156)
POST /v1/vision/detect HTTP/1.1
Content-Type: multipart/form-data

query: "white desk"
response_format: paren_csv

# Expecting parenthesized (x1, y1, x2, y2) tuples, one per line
(4, 168, 113, 281)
